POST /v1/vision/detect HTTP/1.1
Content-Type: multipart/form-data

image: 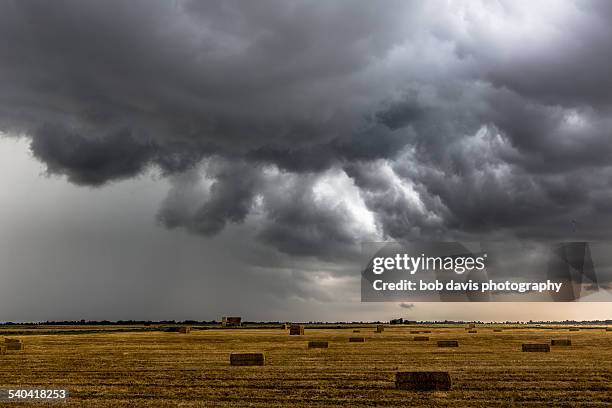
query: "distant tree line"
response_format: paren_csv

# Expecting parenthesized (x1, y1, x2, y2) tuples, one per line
(1, 319, 610, 325)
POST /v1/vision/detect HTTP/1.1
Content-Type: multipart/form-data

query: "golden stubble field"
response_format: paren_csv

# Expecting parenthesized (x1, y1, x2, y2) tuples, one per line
(1, 326, 611, 407)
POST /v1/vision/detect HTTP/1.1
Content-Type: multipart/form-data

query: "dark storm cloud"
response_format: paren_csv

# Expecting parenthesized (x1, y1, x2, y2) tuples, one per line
(30, 125, 156, 186)
(159, 160, 262, 235)
(2, 0, 612, 257)
(255, 173, 360, 258)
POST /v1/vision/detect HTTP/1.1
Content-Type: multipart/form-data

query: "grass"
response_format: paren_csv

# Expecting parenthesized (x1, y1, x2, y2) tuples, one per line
(1, 325, 611, 407)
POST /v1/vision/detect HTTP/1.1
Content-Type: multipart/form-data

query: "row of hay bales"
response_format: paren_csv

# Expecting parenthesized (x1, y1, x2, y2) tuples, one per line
(462, 325, 607, 332)
(167, 323, 605, 337)
(289, 324, 388, 335)
(288, 323, 580, 352)
(228, 346, 453, 390)
(393, 335, 577, 391)
(228, 331, 581, 392)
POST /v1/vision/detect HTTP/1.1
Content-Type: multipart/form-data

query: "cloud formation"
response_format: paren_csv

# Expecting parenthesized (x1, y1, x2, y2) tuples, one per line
(2, 0, 612, 259)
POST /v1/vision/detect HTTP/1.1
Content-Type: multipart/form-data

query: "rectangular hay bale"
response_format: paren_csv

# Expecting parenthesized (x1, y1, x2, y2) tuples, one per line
(467, 330, 477, 333)
(395, 371, 452, 391)
(349, 337, 365, 343)
(5, 342, 23, 351)
(289, 324, 304, 335)
(178, 326, 191, 334)
(230, 353, 265, 366)
(569, 328, 579, 331)
(410, 330, 420, 334)
(353, 329, 360, 333)
(376, 325, 385, 333)
(522, 343, 550, 352)
(308, 341, 329, 348)
(4, 338, 20, 343)
(493, 329, 503, 332)
(413, 336, 429, 341)
(551, 339, 571, 346)
(437, 340, 459, 347)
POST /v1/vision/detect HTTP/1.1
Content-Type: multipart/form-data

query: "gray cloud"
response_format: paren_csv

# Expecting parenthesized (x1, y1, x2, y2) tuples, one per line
(1, 0, 612, 259)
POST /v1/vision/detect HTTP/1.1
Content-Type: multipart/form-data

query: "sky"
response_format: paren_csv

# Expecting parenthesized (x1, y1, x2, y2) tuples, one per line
(0, 0, 611, 322)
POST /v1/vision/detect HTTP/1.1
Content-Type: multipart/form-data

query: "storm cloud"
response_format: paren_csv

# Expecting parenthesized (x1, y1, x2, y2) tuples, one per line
(2, 0, 612, 259)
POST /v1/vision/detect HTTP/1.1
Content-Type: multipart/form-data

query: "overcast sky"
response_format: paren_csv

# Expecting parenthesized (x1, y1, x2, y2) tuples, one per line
(1, 1, 611, 322)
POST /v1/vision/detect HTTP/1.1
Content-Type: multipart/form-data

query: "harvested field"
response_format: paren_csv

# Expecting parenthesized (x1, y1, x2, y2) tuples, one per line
(0, 325, 610, 407)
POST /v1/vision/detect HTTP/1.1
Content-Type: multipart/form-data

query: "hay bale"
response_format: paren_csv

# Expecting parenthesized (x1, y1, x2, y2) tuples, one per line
(376, 325, 385, 333)
(289, 324, 304, 335)
(5, 342, 23, 351)
(308, 341, 329, 349)
(437, 340, 459, 347)
(569, 328, 579, 332)
(0, 346, 5, 355)
(606, 327, 612, 332)
(522, 343, 550, 352)
(352, 329, 361, 333)
(349, 337, 365, 343)
(395, 371, 451, 391)
(230, 353, 265, 366)
(410, 330, 420, 334)
(493, 329, 503, 332)
(413, 336, 429, 341)
(178, 326, 191, 334)
(421, 330, 431, 333)
(468, 323, 475, 329)
(467, 330, 477, 333)
(551, 339, 571, 346)
(4, 338, 20, 343)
